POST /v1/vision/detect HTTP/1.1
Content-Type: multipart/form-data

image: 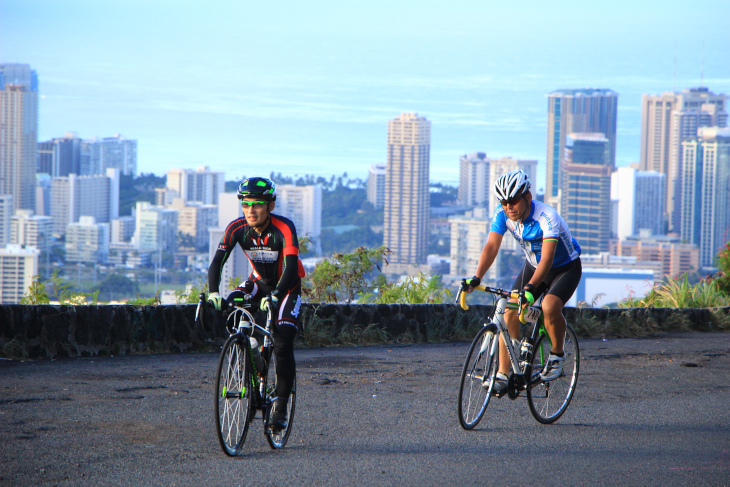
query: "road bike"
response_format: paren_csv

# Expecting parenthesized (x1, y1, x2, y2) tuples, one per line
(196, 292, 296, 455)
(456, 285, 579, 429)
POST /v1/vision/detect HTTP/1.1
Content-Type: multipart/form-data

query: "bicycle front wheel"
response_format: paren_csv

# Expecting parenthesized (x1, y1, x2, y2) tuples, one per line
(527, 323, 580, 424)
(457, 324, 499, 430)
(214, 335, 253, 456)
(264, 352, 297, 449)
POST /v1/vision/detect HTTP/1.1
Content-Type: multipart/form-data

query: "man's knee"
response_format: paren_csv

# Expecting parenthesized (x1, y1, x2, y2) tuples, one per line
(273, 321, 297, 356)
(542, 294, 564, 318)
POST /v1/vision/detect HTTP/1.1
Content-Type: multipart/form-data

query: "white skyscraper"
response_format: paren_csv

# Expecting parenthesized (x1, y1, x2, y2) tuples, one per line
(86, 134, 137, 176)
(65, 216, 110, 264)
(611, 166, 666, 240)
(111, 216, 136, 244)
(680, 127, 730, 269)
(49, 168, 120, 236)
(0, 244, 39, 304)
(10, 209, 54, 254)
(383, 113, 431, 272)
(366, 164, 386, 209)
(132, 202, 178, 254)
(458, 152, 489, 207)
(166, 166, 225, 205)
(276, 185, 322, 240)
(448, 208, 490, 278)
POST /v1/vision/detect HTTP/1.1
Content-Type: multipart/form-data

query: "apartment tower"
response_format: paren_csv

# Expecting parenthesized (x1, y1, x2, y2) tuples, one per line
(383, 113, 431, 271)
(639, 87, 727, 234)
(560, 133, 613, 254)
(546, 89, 618, 204)
(0, 64, 38, 212)
(680, 127, 730, 269)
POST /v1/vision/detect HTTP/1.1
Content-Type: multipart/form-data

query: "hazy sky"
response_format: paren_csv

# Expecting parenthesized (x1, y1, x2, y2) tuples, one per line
(2, 0, 729, 188)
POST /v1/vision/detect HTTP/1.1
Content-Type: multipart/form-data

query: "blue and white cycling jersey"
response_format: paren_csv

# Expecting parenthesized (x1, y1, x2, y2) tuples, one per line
(490, 200, 581, 268)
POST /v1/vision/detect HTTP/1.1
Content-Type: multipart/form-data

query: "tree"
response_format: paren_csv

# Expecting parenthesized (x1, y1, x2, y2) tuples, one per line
(304, 246, 391, 303)
(93, 273, 140, 302)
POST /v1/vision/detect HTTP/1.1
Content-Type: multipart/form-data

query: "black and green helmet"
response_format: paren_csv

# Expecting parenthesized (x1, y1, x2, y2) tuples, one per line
(237, 177, 277, 201)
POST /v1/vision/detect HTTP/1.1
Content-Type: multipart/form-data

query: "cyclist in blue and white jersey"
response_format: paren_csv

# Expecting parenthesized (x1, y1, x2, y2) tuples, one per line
(463, 169, 582, 396)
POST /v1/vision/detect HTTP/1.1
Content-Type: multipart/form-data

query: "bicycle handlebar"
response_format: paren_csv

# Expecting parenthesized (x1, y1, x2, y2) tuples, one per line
(458, 285, 531, 322)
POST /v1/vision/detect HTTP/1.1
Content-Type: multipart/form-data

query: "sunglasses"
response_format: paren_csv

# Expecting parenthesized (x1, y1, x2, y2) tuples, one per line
(240, 200, 269, 209)
(500, 195, 524, 207)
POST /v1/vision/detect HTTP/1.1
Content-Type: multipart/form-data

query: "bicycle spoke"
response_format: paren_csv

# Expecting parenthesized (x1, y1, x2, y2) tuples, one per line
(526, 324, 580, 424)
(215, 336, 253, 455)
(458, 325, 498, 430)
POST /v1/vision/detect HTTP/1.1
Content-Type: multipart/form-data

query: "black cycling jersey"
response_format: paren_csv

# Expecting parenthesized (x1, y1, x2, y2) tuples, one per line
(208, 213, 305, 296)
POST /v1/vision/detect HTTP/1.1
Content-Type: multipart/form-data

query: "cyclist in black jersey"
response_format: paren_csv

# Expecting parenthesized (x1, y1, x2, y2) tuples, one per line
(207, 176, 305, 431)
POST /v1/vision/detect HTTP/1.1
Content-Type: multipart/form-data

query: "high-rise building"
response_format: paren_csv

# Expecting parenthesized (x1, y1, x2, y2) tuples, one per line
(65, 216, 110, 264)
(166, 166, 225, 205)
(276, 185, 322, 242)
(546, 88, 618, 203)
(131, 202, 178, 254)
(111, 216, 135, 244)
(640, 87, 728, 234)
(0, 64, 38, 212)
(680, 127, 730, 270)
(383, 113, 431, 272)
(86, 134, 137, 176)
(169, 199, 218, 251)
(0, 195, 12, 246)
(448, 208, 489, 279)
(611, 166, 666, 240)
(560, 133, 612, 255)
(37, 140, 55, 175)
(10, 209, 53, 254)
(0, 244, 39, 304)
(49, 168, 120, 236)
(458, 152, 489, 207)
(36, 133, 83, 177)
(366, 164, 386, 209)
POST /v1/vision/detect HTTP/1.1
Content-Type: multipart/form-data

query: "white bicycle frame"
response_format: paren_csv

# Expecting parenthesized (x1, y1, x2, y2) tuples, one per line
(484, 296, 542, 378)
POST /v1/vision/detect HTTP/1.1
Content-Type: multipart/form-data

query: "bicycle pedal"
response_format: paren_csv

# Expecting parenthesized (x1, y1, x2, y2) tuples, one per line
(491, 389, 507, 398)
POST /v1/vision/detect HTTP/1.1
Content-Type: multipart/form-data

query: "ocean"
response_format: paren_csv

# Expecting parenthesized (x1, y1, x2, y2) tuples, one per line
(5, 1, 729, 191)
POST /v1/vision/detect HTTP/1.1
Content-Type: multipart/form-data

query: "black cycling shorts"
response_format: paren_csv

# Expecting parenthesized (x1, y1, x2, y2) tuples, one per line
(511, 258, 582, 305)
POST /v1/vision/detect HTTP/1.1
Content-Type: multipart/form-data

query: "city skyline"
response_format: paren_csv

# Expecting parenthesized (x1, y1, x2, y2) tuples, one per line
(2, 1, 729, 190)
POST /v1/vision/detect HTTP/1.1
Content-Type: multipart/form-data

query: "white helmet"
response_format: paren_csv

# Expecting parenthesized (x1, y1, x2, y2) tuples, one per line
(494, 170, 531, 201)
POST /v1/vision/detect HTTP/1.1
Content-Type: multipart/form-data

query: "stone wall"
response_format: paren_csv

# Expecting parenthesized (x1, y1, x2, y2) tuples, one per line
(0, 303, 728, 359)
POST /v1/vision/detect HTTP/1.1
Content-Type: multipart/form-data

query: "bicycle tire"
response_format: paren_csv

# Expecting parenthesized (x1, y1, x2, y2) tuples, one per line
(457, 324, 499, 430)
(264, 352, 297, 449)
(214, 335, 253, 456)
(526, 323, 580, 424)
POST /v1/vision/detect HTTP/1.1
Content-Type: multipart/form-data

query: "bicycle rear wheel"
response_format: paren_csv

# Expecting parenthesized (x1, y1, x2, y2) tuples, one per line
(264, 352, 296, 449)
(527, 323, 580, 424)
(214, 335, 253, 456)
(457, 324, 499, 430)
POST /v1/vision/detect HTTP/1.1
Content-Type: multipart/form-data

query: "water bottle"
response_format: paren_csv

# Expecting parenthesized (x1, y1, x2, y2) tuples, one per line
(519, 339, 533, 367)
(250, 336, 264, 374)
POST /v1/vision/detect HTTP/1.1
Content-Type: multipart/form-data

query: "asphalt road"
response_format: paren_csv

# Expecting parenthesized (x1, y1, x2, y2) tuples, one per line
(1, 332, 729, 486)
